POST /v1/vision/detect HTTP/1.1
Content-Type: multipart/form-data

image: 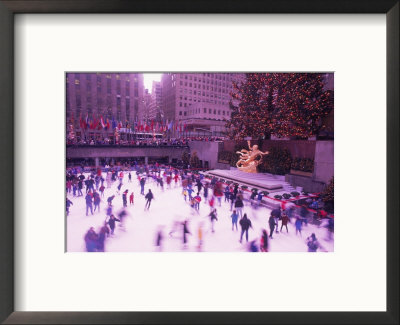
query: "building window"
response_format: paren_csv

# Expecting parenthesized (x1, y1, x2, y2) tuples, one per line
(179, 111, 182, 115)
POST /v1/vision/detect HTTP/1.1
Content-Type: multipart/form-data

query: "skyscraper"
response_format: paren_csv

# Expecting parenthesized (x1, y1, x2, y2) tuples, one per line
(161, 73, 245, 135)
(66, 72, 145, 138)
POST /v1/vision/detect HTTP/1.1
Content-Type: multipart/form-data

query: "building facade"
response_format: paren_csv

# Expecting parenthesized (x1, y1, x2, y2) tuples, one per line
(148, 81, 163, 122)
(66, 73, 145, 139)
(161, 73, 245, 135)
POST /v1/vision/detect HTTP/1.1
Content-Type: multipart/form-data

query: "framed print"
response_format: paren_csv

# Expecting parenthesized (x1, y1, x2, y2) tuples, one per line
(0, 0, 398, 324)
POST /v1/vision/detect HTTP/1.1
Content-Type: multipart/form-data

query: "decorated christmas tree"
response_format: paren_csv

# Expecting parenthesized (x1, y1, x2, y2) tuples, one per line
(227, 73, 334, 140)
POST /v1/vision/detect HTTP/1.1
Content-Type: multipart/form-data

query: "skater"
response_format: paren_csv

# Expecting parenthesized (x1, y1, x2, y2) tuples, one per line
(208, 196, 215, 211)
(249, 240, 259, 252)
(155, 229, 163, 251)
(306, 233, 321, 252)
(197, 222, 204, 251)
(209, 208, 218, 233)
(182, 220, 191, 248)
(295, 217, 302, 236)
(99, 184, 105, 197)
(224, 185, 230, 202)
(107, 214, 120, 235)
(271, 207, 281, 233)
(256, 191, 263, 208)
(196, 179, 203, 194)
(250, 189, 257, 207)
(66, 197, 73, 216)
(78, 179, 83, 196)
(231, 209, 239, 231)
(229, 191, 236, 211)
(122, 190, 128, 207)
(85, 192, 93, 216)
(84, 227, 98, 252)
(182, 188, 188, 201)
(128, 172, 132, 182)
(194, 193, 201, 211)
(187, 186, 194, 201)
(144, 189, 154, 210)
(140, 177, 146, 195)
(129, 192, 134, 205)
(97, 223, 110, 252)
(72, 183, 77, 196)
(117, 182, 122, 195)
(239, 213, 252, 243)
(107, 195, 115, 206)
(234, 196, 244, 217)
(280, 213, 289, 233)
(93, 191, 101, 212)
(260, 229, 269, 252)
(203, 183, 209, 203)
(268, 214, 276, 238)
(300, 205, 309, 226)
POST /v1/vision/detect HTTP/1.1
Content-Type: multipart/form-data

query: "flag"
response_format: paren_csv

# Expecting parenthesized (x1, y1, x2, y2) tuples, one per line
(100, 116, 106, 129)
(111, 118, 117, 130)
(118, 121, 122, 129)
(106, 118, 110, 130)
(85, 114, 89, 129)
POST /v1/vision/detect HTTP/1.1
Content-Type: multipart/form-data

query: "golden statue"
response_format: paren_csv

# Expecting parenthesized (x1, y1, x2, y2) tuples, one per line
(236, 140, 269, 173)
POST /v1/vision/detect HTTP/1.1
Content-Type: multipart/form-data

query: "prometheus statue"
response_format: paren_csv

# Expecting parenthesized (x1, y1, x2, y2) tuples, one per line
(236, 140, 269, 173)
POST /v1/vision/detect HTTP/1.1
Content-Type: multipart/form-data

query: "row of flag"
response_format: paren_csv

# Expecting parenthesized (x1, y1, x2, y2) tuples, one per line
(75, 115, 188, 133)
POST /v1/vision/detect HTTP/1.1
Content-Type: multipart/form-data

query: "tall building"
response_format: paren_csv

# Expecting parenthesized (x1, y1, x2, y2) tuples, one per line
(161, 73, 245, 135)
(148, 81, 163, 122)
(66, 72, 145, 138)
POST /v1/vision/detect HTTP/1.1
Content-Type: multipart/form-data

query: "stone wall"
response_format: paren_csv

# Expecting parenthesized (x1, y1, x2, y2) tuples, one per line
(313, 141, 334, 184)
(188, 141, 223, 169)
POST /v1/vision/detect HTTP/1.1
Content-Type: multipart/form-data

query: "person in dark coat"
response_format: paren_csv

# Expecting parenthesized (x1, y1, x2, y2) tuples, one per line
(84, 227, 98, 252)
(268, 214, 276, 238)
(209, 209, 218, 233)
(234, 196, 244, 217)
(78, 180, 83, 196)
(182, 220, 191, 247)
(239, 213, 252, 243)
(93, 191, 101, 212)
(97, 223, 110, 252)
(144, 189, 154, 210)
(196, 179, 203, 194)
(66, 198, 73, 216)
(229, 191, 236, 211)
(107, 215, 120, 235)
(107, 195, 115, 206)
(140, 177, 146, 195)
(295, 217, 302, 236)
(203, 184, 209, 204)
(122, 190, 128, 207)
(85, 193, 93, 216)
(306, 233, 320, 252)
(155, 229, 163, 251)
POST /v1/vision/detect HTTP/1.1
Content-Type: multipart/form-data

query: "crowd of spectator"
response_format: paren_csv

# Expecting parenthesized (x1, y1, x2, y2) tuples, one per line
(67, 136, 226, 147)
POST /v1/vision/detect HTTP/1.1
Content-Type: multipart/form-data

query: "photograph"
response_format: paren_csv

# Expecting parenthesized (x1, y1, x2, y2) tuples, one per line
(66, 72, 334, 253)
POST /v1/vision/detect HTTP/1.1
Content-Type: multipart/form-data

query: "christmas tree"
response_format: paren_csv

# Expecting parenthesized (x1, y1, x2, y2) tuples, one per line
(226, 73, 334, 140)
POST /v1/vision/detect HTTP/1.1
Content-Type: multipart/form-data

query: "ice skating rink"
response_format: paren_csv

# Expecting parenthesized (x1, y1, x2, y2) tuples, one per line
(67, 172, 333, 252)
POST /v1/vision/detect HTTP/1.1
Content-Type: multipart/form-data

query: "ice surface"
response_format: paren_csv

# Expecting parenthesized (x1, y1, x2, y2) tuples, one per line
(67, 172, 333, 252)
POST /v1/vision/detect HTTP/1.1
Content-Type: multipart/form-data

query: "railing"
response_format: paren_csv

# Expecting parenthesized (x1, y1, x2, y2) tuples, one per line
(66, 144, 190, 148)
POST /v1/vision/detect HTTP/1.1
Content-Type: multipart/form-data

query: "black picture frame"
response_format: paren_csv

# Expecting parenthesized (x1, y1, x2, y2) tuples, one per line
(0, 1, 398, 324)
